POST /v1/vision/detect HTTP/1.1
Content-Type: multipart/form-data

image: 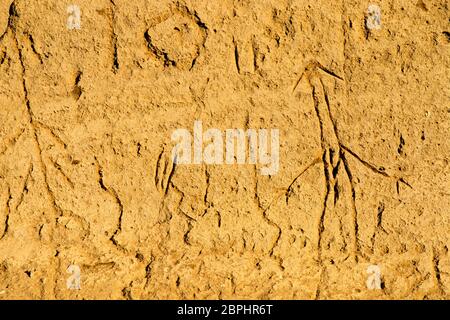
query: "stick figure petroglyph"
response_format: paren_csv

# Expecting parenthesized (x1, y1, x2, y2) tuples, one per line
(0, 2, 86, 296)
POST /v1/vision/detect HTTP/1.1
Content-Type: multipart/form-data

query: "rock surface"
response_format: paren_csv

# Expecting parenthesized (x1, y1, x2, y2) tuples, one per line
(0, 0, 449, 299)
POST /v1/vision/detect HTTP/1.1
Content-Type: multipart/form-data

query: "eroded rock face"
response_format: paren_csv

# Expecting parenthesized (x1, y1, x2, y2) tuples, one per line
(0, 0, 449, 299)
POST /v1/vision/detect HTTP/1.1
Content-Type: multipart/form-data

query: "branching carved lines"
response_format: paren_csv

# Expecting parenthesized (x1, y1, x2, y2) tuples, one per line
(154, 149, 197, 246)
(0, 128, 25, 156)
(154, 147, 182, 230)
(291, 61, 412, 263)
(370, 202, 387, 250)
(0, 1, 16, 43)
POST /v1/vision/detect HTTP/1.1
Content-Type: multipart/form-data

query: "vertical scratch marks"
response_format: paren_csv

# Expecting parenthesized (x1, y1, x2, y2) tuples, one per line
(95, 158, 125, 251)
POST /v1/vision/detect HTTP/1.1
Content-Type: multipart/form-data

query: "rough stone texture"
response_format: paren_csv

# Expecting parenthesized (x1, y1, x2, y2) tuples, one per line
(0, 0, 449, 299)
